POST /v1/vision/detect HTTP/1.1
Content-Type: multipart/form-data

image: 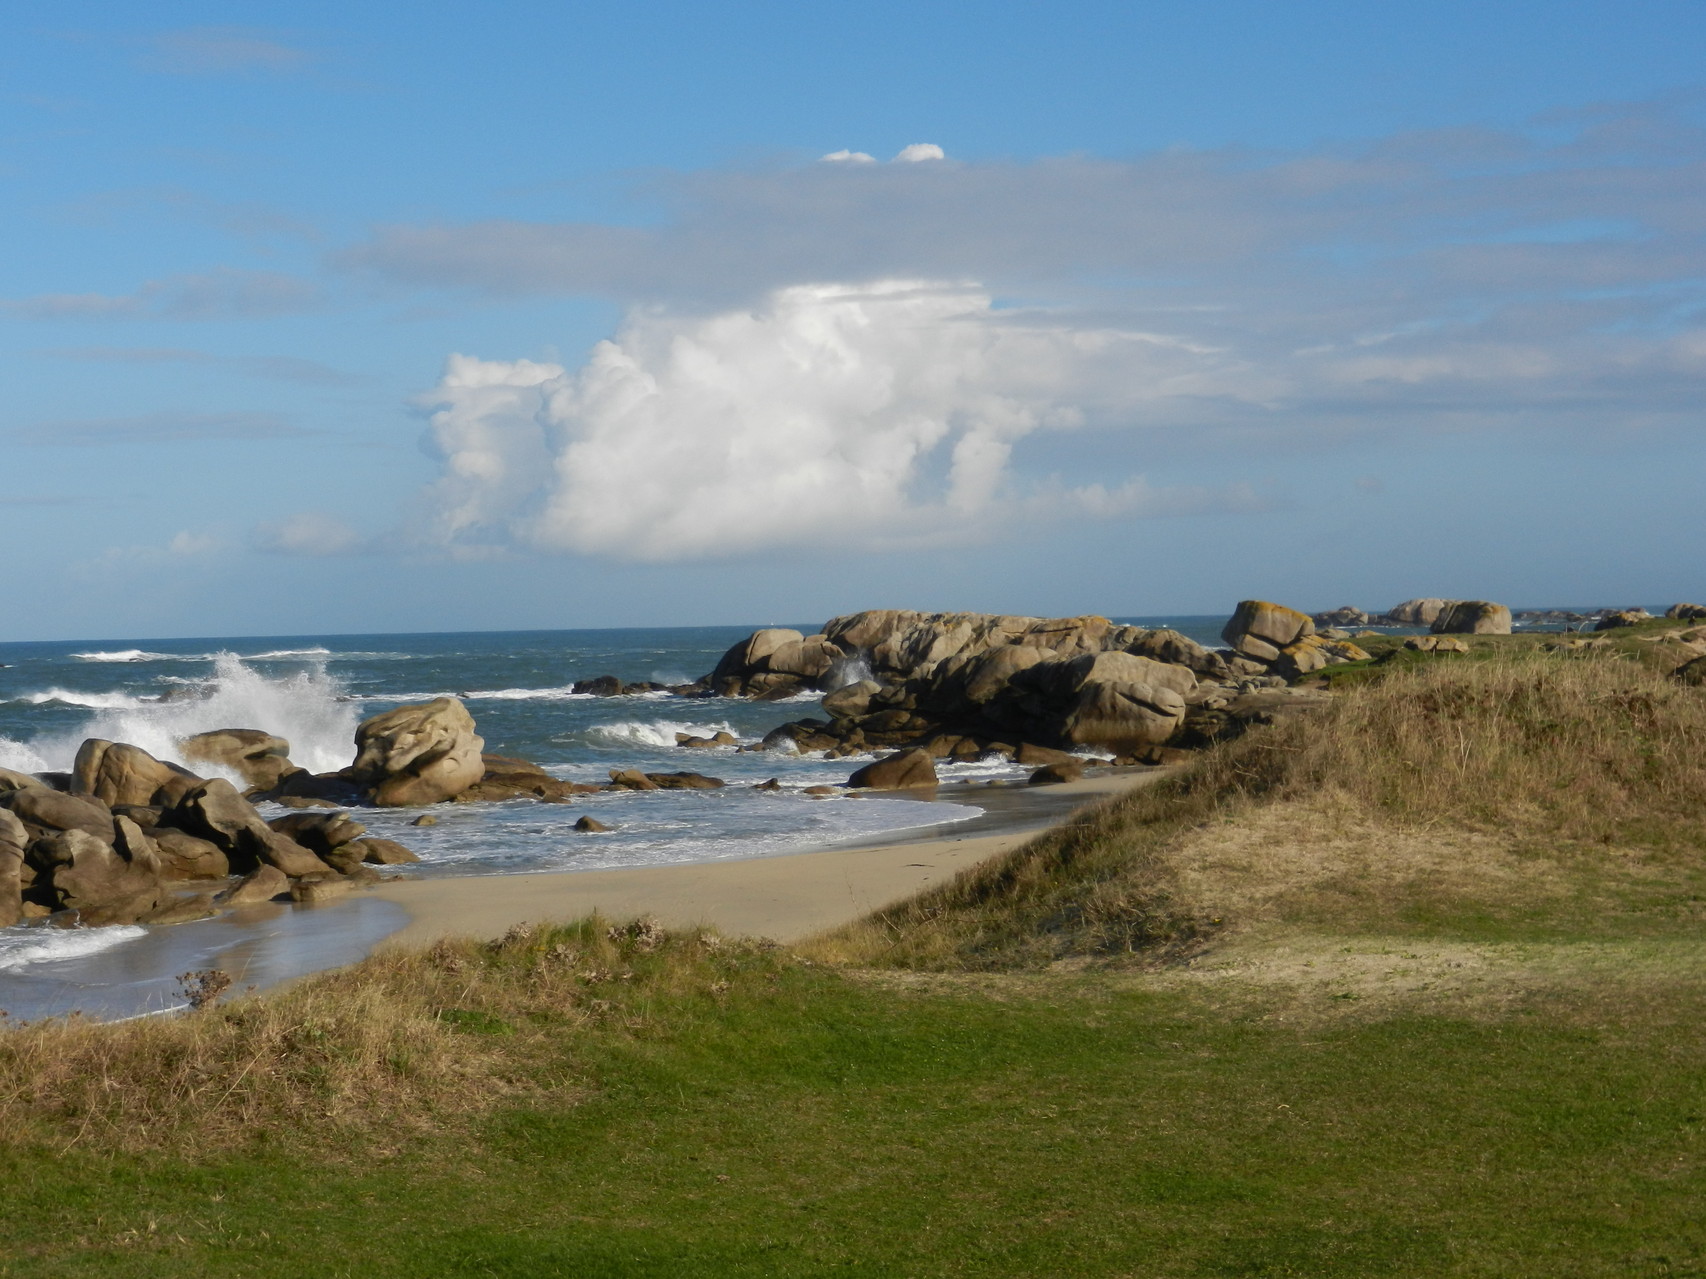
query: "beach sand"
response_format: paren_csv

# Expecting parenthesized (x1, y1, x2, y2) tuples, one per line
(372, 771, 1163, 948)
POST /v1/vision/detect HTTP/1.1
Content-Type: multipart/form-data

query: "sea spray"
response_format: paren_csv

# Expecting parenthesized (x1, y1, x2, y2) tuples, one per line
(12, 654, 361, 776)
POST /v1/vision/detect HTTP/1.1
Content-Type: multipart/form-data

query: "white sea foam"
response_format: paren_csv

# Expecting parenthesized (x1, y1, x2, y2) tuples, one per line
(0, 925, 148, 970)
(72, 649, 184, 663)
(245, 647, 333, 660)
(585, 719, 742, 749)
(14, 653, 362, 776)
(463, 686, 593, 702)
(19, 688, 153, 710)
(0, 735, 50, 773)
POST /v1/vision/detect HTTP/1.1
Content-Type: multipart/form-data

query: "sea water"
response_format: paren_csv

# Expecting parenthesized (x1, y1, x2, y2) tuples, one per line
(0, 619, 1235, 1016)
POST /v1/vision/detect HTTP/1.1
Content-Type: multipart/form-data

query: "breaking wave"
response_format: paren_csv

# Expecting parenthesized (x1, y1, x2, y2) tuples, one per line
(584, 719, 742, 749)
(0, 925, 148, 969)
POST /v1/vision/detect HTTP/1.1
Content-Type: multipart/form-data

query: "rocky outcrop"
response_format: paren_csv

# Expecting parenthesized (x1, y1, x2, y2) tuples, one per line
(1594, 609, 1652, 631)
(1666, 603, 1706, 620)
(1221, 600, 1315, 666)
(179, 729, 297, 792)
(1312, 606, 1369, 628)
(848, 749, 938, 790)
(36, 817, 167, 926)
(1432, 601, 1512, 635)
(350, 697, 486, 807)
(0, 767, 49, 794)
(1404, 635, 1470, 654)
(0, 808, 27, 928)
(170, 779, 332, 878)
(72, 739, 202, 808)
(708, 628, 843, 699)
(0, 786, 116, 842)
(1385, 598, 1451, 627)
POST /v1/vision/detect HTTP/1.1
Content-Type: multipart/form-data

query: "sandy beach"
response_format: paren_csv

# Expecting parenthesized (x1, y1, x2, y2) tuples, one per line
(372, 772, 1162, 948)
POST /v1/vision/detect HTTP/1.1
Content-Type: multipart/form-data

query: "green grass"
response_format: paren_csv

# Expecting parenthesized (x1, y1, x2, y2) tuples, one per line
(5, 648, 1706, 1276)
(3, 958, 1703, 1278)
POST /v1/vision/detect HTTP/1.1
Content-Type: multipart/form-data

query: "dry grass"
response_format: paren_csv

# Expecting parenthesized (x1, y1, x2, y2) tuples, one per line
(0, 917, 765, 1154)
(812, 647, 1706, 969)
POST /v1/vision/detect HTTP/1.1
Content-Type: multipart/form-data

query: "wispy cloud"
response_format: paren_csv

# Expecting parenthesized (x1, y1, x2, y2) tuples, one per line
(8, 268, 324, 322)
(17, 411, 308, 446)
(136, 26, 314, 77)
(45, 346, 364, 386)
(252, 511, 367, 556)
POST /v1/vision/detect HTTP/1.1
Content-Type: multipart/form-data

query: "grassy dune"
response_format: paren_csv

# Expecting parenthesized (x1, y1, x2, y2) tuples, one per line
(2, 639, 1704, 1276)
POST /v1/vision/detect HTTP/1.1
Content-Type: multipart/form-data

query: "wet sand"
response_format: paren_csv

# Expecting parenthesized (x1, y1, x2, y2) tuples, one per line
(373, 771, 1163, 948)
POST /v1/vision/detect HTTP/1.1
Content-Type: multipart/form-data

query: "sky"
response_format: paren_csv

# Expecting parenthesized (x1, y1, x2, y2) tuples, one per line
(3, 1, 1704, 641)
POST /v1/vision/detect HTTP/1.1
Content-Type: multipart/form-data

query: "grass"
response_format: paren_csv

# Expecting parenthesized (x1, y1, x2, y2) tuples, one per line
(2, 644, 1704, 1275)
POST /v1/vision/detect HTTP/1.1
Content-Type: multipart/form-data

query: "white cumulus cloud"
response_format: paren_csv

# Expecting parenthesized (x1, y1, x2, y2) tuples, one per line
(893, 143, 945, 162)
(820, 149, 876, 164)
(414, 280, 1247, 561)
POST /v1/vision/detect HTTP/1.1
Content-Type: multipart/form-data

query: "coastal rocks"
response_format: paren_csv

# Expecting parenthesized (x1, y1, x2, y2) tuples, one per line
(821, 680, 882, 720)
(170, 779, 332, 878)
(676, 731, 736, 748)
(848, 750, 938, 790)
(574, 815, 612, 832)
(1666, 603, 1706, 620)
(458, 754, 600, 803)
(644, 772, 726, 790)
(609, 768, 660, 791)
(1221, 601, 1315, 664)
(1311, 606, 1369, 628)
(1594, 609, 1652, 631)
(1405, 635, 1470, 654)
(708, 628, 842, 698)
(350, 697, 486, 807)
(150, 828, 231, 880)
(0, 809, 27, 927)
(267, 810, 367, 859)
(0, 787, 116, 842)
(0, 767, 47, 794)
(1029, 760, 1084, 785)
(1432, 601, 1512, 635)
(215, 864, 289, 906)
(179, 729, 296, 793)
(344, 837, 420, 865)
(37, 818, 166, 926)
(1385, 598, 1451, 627)
(72, 739, 202, 809)
(1271, 635, 1372, 679)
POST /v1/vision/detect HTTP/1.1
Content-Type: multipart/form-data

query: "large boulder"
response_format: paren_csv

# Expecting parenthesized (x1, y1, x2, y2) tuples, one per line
(1221, 601, 1315, 664)
(38, 817, 166, 925)
(821, 680, 883, 720)
(0, 808, 27, 928)
(350, 697, 486, 807)
(1593, 609, 1651, 631)
(0, 767, 47, 794)
(1386, 598, 1451, 626)
(1665, 603, 1706, 620)
(179, 729, 297, 792)
(71, 740, 202, 808)
(151, 828, 231, 880)
(168, 779, 332, 878)
(848, 749, 938, 790)
(1432, 601, 1512, 635)
(0, 787, 115, 842)
(267, 811, 367, 858)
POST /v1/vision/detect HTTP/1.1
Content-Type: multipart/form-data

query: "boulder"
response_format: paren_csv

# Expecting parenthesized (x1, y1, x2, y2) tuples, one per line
(821, 680, 883, 720)
(350, 697, 486, 807)
(574, 815, 611, 832)
(1029, 760, 1085, 785)
(1404, 635, 1470, 654)
(847, 749, 938, 790)
(1271, 635, 1371, 679)
(1312, 606, 1369, 628)
(643, 772, 725, 790)
(179, 729, 296, 792)
(38, 818, 166, 925)
(1221, 601, 1315, 663)
(608, 768, 660, 791)
(572, 675, 625, 696)
(1665, 603, 1706, 620)
(0, 808, 27, 928)
(345, 837, 420, 865)
(1594, 609, 1652, 631)
(291, 874, 354, 904)
(267, 810, 367, 857)
(151, 828, 231, 880)
(0, 787, 116, 842)
(1015, 743, 1081, 766)
(675, 731, 737, 748)
(0, 767, 47, 794)
(169, 778, 332, 878)
(1432, 601, 1512, 635)
(1385, 598, 1451, 626)
(1061, 678, 1187, 751)
(272, 771, 366, 806)
(214, 864, 289, 905)
(71, 739, 202, 808)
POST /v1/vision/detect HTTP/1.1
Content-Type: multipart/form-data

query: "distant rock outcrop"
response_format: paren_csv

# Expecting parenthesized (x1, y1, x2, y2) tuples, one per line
(1432, 601, 1513, 635)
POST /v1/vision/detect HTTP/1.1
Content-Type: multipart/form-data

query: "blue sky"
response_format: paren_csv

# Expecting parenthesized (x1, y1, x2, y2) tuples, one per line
(3, 1, 1704, 640)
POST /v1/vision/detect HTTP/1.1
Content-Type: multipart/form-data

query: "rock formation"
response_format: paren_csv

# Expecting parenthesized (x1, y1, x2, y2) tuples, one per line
(180, 729, 297, 792)
(1432, 601, 1513, 635)
(350, 697, 486, 807)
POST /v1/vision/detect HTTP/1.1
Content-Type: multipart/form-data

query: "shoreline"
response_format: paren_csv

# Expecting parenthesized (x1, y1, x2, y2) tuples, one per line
(371, 770, 1164, 949)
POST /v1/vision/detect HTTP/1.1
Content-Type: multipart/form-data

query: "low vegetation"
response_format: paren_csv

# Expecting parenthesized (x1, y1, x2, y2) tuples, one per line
(2, 637, 1704, 1276)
